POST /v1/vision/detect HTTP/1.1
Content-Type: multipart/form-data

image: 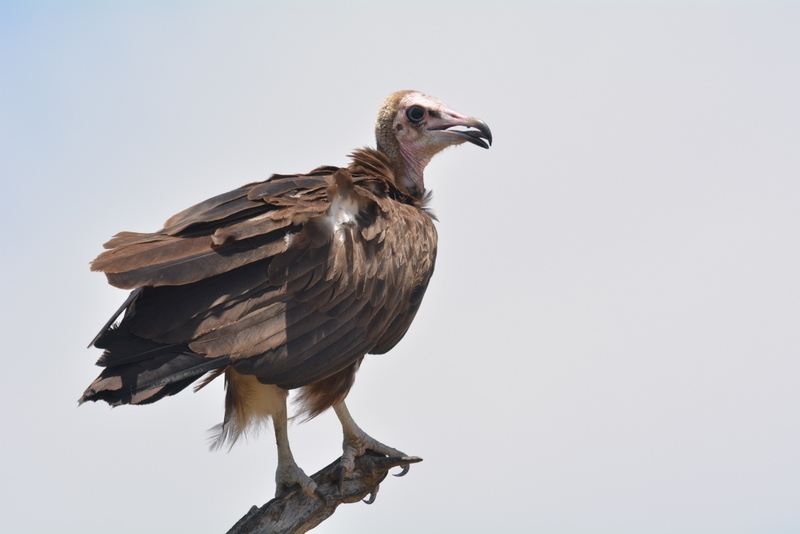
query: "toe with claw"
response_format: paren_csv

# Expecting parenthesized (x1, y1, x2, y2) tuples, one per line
(340, 432, 407, 478)
(334, 401, 412, 483)
(275, 460, 318, 499)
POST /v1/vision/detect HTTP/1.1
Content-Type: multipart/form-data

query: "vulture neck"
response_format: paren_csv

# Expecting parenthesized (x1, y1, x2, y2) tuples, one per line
(375, 139, 427, 200)
(349, 148, 427, 205)
(397, 147, 429, 198)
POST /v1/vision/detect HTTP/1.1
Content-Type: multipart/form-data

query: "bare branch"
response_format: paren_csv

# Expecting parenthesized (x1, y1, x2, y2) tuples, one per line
(226, 452, 422, 534)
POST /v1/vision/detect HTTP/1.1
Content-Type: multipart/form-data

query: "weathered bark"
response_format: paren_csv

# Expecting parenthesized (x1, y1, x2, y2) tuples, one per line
(225, 452, 422, 534)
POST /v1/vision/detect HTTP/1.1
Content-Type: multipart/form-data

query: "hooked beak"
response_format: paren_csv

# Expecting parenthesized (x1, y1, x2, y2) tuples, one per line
(427, 111, 493, 149)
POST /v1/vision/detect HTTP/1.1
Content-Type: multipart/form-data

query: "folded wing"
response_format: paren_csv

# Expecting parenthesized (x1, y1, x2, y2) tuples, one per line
(82, 152, 437, 411)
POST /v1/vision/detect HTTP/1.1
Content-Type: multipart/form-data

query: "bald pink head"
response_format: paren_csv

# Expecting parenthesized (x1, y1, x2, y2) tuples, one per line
(375, 91, 491, 196)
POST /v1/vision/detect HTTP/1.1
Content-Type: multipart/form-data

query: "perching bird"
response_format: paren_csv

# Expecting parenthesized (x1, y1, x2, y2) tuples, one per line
(80, 90, 492, 497)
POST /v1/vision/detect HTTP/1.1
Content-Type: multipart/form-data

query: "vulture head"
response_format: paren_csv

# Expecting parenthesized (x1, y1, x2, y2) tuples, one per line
(375, 90, 492, 196)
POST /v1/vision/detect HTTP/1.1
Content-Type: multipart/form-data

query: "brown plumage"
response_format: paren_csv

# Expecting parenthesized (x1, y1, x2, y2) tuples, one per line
(81, 90, 491, 497)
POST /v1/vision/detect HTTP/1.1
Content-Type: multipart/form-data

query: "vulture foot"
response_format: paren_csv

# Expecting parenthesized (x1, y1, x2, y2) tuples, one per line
(275, 460, 318, 499)
(333, 401, 414, 484)
(340, 430, 408, 479)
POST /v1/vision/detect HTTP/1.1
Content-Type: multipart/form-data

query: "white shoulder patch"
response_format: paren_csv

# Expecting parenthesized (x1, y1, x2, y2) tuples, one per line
(327, 194, 360, 234)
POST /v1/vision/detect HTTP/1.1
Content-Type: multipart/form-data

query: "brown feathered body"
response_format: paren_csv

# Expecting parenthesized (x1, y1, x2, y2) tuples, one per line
(82, 90, 491, 464)
(82, 147, 437, 444)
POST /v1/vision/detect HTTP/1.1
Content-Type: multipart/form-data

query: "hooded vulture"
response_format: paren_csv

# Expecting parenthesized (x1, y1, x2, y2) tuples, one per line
(80, 90, 492, 497)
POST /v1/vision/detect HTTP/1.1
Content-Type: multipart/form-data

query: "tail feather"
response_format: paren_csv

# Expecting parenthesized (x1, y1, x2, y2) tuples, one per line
(80, 325, 230, 406)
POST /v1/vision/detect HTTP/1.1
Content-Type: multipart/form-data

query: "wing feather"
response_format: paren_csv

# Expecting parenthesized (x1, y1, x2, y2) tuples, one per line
(161, 185, 258, 234)
(95, 233, 287, 289)
(85, 151, 438, 417)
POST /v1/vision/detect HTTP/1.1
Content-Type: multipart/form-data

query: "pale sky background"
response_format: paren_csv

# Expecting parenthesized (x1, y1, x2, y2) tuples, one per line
(1, 2, 798, 533)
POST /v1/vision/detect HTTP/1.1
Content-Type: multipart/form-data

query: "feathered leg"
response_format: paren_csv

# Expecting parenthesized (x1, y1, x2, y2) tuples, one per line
(212, 371, 318, 498)
(333, 401, 409, 478)
(273, 397, 318, 498)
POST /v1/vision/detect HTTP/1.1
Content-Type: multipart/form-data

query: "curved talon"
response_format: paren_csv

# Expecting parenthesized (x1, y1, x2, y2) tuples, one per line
(393, 464, 411, 477)
(362, 485, 379, 504)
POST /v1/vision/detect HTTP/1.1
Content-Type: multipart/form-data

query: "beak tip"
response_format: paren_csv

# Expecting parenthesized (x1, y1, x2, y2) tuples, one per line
(472, 118, 492, 148)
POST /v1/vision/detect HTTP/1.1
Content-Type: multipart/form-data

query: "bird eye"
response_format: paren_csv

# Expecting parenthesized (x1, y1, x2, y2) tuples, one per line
(406, 105, 426, 123)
